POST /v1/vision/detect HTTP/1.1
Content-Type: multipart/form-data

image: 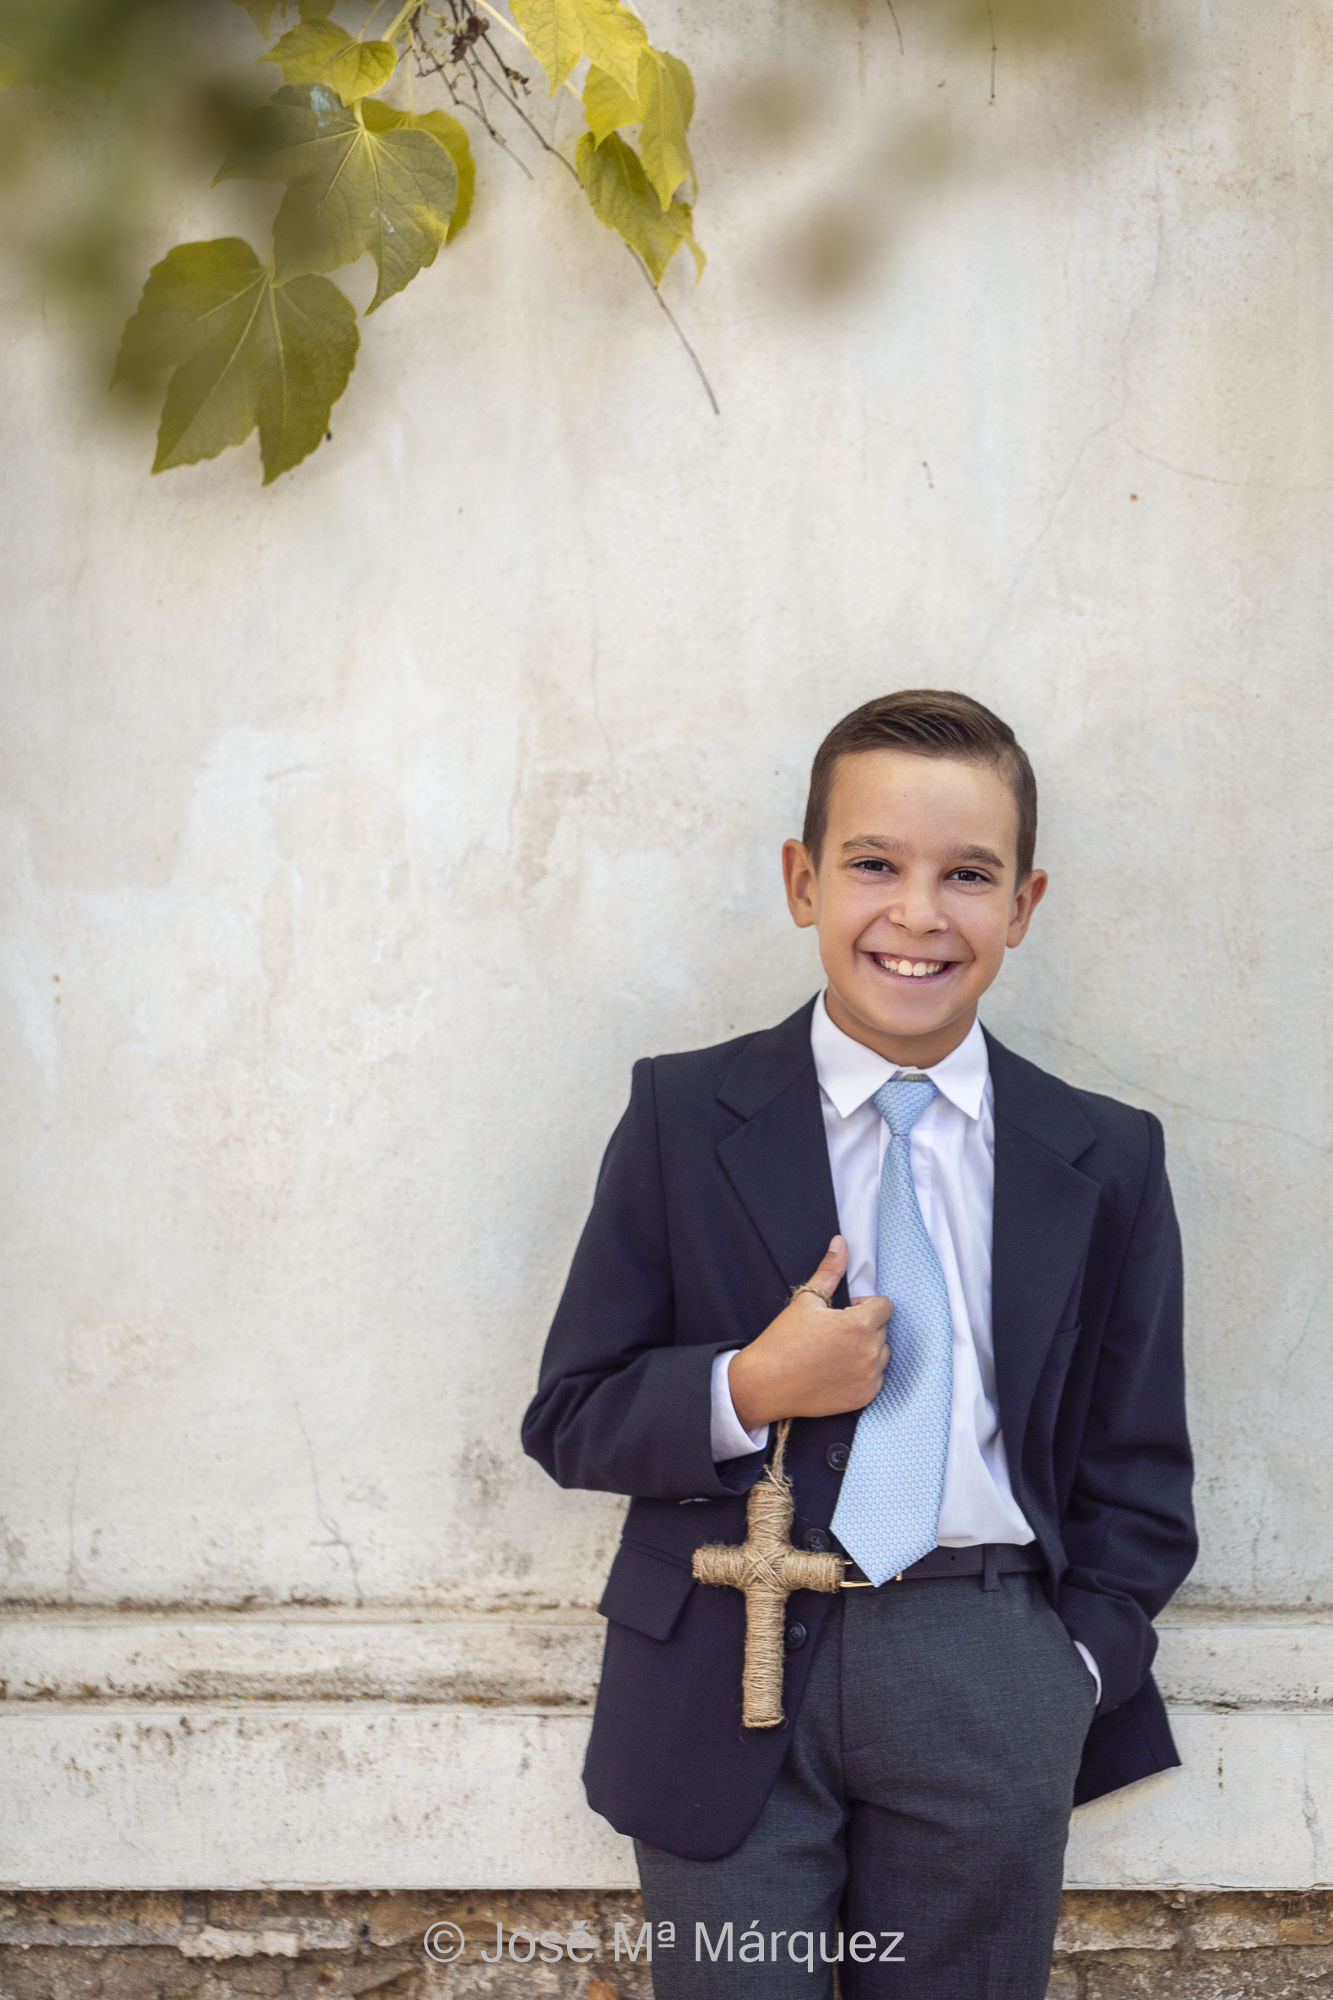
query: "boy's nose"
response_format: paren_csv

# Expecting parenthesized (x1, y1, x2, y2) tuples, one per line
(886, 883, 947, 934)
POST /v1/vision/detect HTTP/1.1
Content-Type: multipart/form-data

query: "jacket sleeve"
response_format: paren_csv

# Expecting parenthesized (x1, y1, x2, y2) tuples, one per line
(1056, 1110, 1198, 1715)
(520, 1058, 766, 1500)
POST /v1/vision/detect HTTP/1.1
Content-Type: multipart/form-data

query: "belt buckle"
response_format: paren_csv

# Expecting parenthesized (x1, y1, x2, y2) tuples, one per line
(838, 1569, 903, 1589)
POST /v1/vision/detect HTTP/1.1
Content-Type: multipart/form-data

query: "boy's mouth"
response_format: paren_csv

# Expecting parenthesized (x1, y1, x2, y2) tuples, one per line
(868, 952, 957, 982)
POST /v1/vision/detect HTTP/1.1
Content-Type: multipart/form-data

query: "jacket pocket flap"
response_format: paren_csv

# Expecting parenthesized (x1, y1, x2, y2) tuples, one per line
(597, 1541, 696, 1643)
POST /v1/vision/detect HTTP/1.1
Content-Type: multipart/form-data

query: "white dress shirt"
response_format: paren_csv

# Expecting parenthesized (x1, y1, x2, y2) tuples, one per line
(709, 992, 1100, 1701)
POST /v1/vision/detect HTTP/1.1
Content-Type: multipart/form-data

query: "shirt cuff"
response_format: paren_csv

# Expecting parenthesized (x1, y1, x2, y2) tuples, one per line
(710, 1350, 771, 1462)
(1073, 1640, 1102, 1706)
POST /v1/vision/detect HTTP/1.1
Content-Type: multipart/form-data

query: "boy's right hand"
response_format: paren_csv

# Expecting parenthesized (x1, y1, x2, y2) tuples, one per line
(727, 1235, 893, 1431)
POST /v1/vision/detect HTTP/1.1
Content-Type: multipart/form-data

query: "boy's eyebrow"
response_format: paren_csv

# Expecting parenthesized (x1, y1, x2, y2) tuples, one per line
(840, 835, 1008, 871)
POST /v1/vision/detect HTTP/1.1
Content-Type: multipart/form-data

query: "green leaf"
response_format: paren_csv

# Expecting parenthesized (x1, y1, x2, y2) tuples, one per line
(583, 62, 640, 145)
(582, 45, 695, 205)
(217, 86, 460, 312)
(299, 0, 337, 16)
(114, 237, 358, 484)
(365, 102, 475, 241)
(635, 46, 693, 209)
(508, 0, 646, 96)
(575, 131, 703, 285)
(261, 20, 397, 102)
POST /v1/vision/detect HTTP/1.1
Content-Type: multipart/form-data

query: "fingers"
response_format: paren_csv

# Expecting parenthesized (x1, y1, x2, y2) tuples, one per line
(803, 1233, 849, 1303)
(846, 1292, 893, 1331)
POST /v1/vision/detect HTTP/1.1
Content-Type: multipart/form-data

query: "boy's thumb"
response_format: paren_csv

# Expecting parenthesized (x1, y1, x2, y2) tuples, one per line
(806, 1234, 848, 1300)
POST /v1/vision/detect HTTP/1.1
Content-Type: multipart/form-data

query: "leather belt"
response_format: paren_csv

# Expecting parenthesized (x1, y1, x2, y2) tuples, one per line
(839, 1541, 1047, 1587)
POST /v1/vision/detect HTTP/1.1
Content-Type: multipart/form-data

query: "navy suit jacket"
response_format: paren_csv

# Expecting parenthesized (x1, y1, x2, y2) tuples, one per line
(521, 999, 1197, 1861)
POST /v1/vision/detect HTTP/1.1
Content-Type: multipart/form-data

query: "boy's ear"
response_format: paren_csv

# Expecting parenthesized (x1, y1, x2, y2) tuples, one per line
(783, 838, 819, 929)
(1006, 868, 1049, 947)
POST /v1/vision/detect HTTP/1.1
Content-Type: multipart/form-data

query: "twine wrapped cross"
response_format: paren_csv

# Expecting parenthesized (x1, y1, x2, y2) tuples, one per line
(692, 1417, 846, 1727)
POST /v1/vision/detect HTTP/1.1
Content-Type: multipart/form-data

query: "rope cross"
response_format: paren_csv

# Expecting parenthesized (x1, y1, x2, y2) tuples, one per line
(692, 1419, 846, 1727)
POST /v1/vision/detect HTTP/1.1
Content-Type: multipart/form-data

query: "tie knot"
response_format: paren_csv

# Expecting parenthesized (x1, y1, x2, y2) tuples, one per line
(873, 1074, 938, 1137)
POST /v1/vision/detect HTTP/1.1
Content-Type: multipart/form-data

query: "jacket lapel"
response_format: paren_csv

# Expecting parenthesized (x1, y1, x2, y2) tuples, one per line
(713, 1007, 1102, 1456)
(715, 998, 848, 1304)
(984, 1027, 1101, 1459)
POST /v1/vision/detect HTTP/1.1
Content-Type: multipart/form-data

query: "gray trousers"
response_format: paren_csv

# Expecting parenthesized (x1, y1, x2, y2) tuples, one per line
(634, 1570, 1098, 1999)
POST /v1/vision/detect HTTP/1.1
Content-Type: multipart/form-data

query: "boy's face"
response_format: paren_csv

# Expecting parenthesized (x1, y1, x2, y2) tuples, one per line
(783, 748, 1047, 1069)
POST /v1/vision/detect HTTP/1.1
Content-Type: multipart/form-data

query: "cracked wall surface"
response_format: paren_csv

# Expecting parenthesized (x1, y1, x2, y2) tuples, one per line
(0, 0, 1328, 1624)
(0, 0, 1330, 1920)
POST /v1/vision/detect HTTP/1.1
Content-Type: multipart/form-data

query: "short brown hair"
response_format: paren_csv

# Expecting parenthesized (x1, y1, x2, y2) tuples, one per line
(802, 690, 1038, 881)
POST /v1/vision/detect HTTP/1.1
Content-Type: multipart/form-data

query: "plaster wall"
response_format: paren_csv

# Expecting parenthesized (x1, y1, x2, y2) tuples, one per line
(0, 0, 1329, 1888)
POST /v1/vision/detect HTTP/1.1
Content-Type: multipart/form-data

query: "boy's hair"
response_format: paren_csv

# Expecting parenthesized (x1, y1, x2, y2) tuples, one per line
(802, 689, 1038, 882)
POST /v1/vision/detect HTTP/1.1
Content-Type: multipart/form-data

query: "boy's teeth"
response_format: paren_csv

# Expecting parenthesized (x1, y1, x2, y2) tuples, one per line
(877, 955, 946, 977)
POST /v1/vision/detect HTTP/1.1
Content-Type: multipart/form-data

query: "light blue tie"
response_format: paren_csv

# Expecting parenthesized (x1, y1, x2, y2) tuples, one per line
(829, 1076, 953, 1587)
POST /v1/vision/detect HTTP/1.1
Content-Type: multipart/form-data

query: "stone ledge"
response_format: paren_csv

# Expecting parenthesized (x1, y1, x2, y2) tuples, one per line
(2, 1612, 1330, 1710)
(1, 1703, 1331, 1892)
(0, 1612, 602, 1709)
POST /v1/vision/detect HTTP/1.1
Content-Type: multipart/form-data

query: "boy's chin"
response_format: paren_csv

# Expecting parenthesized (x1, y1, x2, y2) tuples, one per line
(828, 983, 976, 1056)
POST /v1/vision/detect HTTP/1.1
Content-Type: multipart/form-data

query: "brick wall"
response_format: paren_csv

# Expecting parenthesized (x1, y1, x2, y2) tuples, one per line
(3, 1892, 1332, 2000)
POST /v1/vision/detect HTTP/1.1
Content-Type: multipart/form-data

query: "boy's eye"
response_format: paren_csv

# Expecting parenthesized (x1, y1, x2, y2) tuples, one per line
(849, 858, 994, 885)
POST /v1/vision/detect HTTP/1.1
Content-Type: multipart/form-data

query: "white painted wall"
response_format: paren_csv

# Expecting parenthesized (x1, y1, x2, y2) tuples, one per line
(1, 0, 1329, 1886)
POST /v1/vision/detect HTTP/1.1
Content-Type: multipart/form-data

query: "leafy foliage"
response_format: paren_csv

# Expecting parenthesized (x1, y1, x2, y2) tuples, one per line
(576, 132, 702, 284)
(370, 103, 476, 241)
(113, 237, 358, 482)
(508, 0, 646, 96)
(634, 47, 694, 209)
(260, 21, 398, 102)
(217, 85, 464, 311)
(0, 0, 705, 480)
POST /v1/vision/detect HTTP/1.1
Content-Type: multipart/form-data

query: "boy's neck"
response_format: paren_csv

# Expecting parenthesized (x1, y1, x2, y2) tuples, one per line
(822, 989, 979, 1070)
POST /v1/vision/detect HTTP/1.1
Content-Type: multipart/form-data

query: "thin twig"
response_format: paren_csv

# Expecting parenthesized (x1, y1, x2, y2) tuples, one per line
(885, 0, 904, 56)
(383, 1, 422, 44)
(473, 46, 583, 182)
(626, 247, 719, 415)
(471, 0, 583, 104)
(447, 80, 534, 174)
(985, 0, 997, 102)
(405, 4, 719, 415)
(410, 19, 535, 175)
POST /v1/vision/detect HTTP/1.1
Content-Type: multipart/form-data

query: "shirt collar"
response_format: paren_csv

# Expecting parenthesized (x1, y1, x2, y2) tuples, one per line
(810, 990, 990, 1122)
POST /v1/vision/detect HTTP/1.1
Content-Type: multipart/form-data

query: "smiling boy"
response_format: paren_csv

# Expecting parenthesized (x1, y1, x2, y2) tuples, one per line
(522, 691, 1196, 1999)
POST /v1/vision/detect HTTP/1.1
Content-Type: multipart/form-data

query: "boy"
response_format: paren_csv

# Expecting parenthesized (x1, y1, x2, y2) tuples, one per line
(521, 691, 1196, 1998)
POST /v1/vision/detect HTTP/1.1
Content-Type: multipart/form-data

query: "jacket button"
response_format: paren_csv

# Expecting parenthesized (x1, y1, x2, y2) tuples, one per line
(826, 1443, 850, 1472)
(784, 1621, 808, 1651)
(803, 1529, 831, 1552)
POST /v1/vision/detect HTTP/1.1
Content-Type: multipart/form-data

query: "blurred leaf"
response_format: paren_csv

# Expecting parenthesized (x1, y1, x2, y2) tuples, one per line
(509, 0, 646, 96)
(232, 0, 356, 27)
(261, 20, 397, 102)
(0, 0, 42, 86)
(575, 130, 702, 284)
(218, 85, 460, 311)
(0, 0, 159, 90)
(113, 236, 358, 482)
(367, 101, 474, 241)
(233, 0, 277, 34)
(635, 45, 692, 208)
